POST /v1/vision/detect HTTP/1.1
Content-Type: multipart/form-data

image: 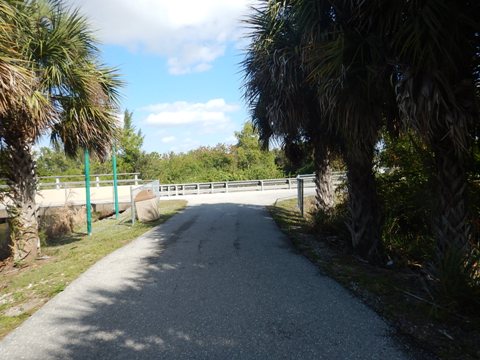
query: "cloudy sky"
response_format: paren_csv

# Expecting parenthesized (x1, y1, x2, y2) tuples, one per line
(68, 0, 257, 153)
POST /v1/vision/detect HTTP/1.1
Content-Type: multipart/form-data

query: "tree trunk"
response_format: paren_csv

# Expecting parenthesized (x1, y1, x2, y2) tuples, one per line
(4, 138, 40, 262)
(313, 141, 334, 212)
(345, 144, 383, 264)
(431, 136, 470, 274)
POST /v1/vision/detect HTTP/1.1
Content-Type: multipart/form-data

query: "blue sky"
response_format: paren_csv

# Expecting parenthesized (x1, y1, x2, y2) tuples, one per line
(69, 0, 257, 154)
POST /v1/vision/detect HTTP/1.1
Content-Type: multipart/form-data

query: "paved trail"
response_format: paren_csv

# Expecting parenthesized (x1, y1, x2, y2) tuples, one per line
(0, 190, 410, 359)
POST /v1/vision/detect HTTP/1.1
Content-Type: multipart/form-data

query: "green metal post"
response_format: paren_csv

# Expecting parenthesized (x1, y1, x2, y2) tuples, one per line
(112, 144, 119, 219)
(84, 149, 92, 235)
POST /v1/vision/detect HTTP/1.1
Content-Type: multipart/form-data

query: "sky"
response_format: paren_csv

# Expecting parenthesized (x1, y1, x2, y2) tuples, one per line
(68, 0, 258, 154)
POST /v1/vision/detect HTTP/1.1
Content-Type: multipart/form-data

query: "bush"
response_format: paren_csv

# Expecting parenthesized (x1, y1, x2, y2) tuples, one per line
(433, 245, 480, 314)
(377, 170, 435, 264)
(38, 205, 86, 244)
(311, 187, 350, 247)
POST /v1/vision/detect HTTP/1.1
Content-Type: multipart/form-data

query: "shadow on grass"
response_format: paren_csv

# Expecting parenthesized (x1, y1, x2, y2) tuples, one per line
(46, 232, 87, 247)
(267, 204, 311, 235)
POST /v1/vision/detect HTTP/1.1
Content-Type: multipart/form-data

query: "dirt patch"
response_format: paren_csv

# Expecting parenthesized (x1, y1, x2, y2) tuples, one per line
(2, 298, 46, 317)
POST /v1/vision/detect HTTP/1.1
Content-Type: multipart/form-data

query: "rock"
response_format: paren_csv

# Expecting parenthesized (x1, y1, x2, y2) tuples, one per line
(135, 197, 161, 222)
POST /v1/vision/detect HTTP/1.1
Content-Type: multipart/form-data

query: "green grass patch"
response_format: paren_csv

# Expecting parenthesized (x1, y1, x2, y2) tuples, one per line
(0, 200, 186, 339)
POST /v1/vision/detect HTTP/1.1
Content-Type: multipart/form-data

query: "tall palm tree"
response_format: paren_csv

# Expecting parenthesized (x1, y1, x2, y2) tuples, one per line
(1, 0, 122, 262)
(243, 0, 336, 213)
(370, 0, 480, 285)
(292, 0, 398, 263)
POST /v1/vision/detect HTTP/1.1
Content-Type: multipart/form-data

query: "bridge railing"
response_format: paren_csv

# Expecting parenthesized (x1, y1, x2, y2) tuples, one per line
(155, 172, 347, 197)
(0, 173, 144, 190)
(157, 176, 319, 197)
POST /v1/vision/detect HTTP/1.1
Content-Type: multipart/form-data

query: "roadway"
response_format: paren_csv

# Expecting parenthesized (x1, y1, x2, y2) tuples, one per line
(0, 189, 410, 359)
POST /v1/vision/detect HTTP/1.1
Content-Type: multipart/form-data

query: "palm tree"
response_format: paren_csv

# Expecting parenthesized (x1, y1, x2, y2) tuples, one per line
(243, 0, 336, 213)
(1, 0, 122, 262)
(0, 1, 50, 121)
(370, 0, 480, 287)
(292, 0, 398, 263)
(243, 0, 395, 263)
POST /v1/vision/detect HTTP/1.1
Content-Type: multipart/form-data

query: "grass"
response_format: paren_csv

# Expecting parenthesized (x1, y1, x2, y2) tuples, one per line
(269, 197, 480, 360)
(0, 199, 187, 339)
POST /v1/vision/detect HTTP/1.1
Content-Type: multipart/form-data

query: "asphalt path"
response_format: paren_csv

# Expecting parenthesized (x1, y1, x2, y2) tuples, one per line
(0, 190, 410, 359)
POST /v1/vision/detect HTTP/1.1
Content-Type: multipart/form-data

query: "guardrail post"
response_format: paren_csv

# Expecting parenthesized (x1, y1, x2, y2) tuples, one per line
(84, 149, 92, 235)
(211, 183, 214, 194)
(55, 177, 60, 190)
(297, 177, 305, 217)
(134, 174, 138, 186)
(197, 184, 200, 195)
(175, 185, 178, 196)
(287, 178, 291, 189)
(260, 180, 264, 191)
(130, 185, 135, 226)
(95, 176, 100, 188)
(225, 181, 229, 193)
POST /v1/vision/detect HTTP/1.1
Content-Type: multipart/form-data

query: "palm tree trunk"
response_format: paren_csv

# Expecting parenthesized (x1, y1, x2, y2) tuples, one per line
(431, 137, 470, 271)
(344, 144, 383, 264)
(313, 141, 334, 212)
(4, 138, 40, 262)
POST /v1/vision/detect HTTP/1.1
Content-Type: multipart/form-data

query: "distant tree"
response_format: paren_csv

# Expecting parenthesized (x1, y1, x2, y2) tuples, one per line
(36, 147, 83, 176)
(138, 151, 163, 180)
(36, 146, 113, 178)
(136, 124, 283, 183)
(233, 122, 283, 179)
(117, 109, 144, 173)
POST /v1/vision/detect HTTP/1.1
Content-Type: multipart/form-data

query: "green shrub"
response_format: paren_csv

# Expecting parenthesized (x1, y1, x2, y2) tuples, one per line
(311, 195, 350, 246)
(377, 171, 435, 264)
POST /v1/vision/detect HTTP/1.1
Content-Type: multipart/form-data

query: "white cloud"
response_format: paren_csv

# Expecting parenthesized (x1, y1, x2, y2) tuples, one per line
(161, 136, 176, 144)
(71, 0, 257, 74)
(224, 135, 237, 144)
(143, 98, 239, 126)
(168, 138, 200, 153)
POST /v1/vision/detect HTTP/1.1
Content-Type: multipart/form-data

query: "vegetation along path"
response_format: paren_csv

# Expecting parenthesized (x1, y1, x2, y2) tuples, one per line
(0, 190, 411, 359)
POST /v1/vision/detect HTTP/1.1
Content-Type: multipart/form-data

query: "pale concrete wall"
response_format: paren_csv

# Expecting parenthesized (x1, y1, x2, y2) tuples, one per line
(0, 185, 133, 210)
(37, 185, 132, 206)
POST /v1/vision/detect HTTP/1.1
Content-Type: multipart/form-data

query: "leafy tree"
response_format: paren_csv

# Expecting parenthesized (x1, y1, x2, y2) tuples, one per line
(234, 122, 283, 180)
(35, 146, 111, 178)
(36, 147, 83, 176)
(117, 109, 144, 173)
(134, 123, 282, 183)
(377, 130, 434, 263)
(0, 0, 122, 262)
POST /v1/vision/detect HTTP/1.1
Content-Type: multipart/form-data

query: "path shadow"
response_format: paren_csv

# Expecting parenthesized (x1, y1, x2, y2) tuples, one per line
(34, 202, 407, 360)
(45, 203, 282, 359)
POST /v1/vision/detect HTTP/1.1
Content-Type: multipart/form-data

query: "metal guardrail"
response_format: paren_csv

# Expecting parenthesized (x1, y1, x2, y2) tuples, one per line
(0, 173, 142, 190)
(157, 177, 317, 197)
(157, 172, 347, 198)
